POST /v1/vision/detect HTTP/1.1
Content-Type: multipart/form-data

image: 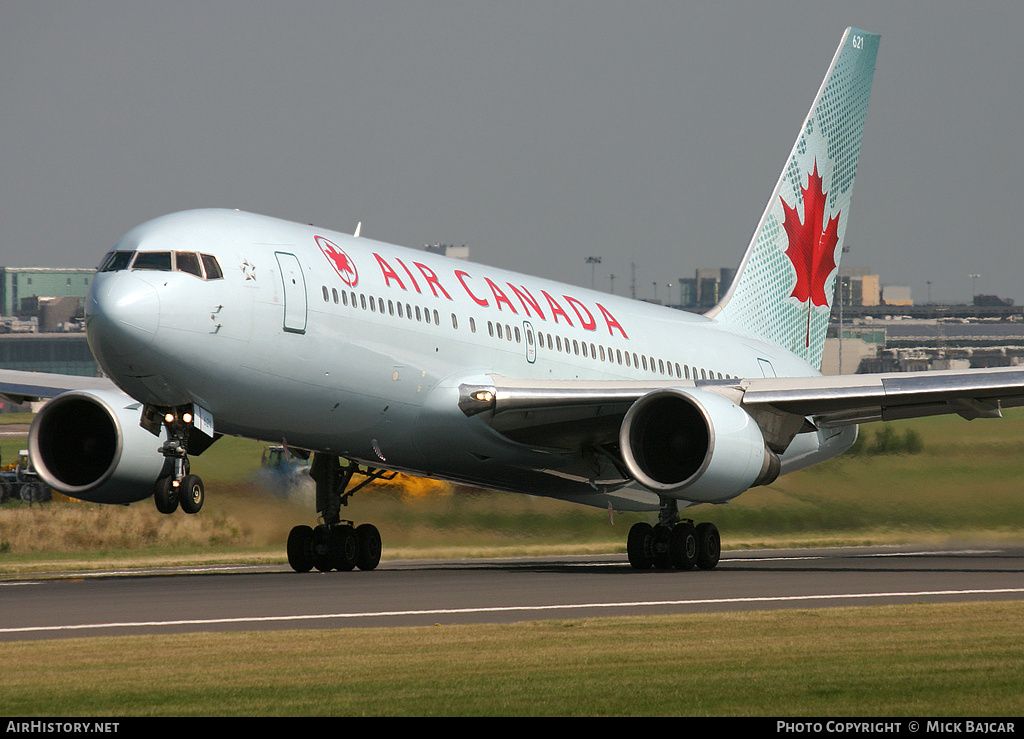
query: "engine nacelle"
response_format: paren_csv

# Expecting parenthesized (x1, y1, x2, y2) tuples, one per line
(29, 389, 169, 504)
(619, 387, 779, 503)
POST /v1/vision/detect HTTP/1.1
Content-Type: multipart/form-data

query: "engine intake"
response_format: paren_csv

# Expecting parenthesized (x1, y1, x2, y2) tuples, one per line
(30, 389, 169, 504)
(619, 387, 779, 502)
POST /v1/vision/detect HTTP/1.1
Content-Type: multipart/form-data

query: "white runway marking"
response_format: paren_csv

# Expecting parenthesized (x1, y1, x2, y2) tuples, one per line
(2, 587, 1023, 636)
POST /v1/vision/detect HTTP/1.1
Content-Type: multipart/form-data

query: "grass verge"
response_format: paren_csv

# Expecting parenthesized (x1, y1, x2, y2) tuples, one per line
(3, 601, 1023, 716)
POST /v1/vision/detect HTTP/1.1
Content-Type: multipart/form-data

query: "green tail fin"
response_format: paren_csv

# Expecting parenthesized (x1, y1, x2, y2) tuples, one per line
(708, 28, 880, 370)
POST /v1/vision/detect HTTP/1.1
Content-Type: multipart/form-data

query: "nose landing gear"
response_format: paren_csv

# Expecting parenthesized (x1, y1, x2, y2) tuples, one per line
(149, 405, 214, 515)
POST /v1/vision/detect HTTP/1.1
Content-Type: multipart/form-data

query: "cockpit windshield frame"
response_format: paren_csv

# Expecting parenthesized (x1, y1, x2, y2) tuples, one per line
(98, 250, 224, 280)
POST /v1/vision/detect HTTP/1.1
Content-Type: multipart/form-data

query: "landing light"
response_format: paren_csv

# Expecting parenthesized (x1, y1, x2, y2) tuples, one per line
(472, 390, 494, 403)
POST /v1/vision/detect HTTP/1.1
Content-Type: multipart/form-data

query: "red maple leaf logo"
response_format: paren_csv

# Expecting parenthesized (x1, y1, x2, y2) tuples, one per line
(315, 235, 358, 287)
(781, 160, 840, 309)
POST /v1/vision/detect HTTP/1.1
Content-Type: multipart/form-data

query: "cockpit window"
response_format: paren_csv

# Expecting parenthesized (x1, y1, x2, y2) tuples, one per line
(99, 251, 135, 272)
(200, 253, 223, 280)
(175, 251, 203, 278)
(96, 249, 225, 281)
(132, 251, 173, 271)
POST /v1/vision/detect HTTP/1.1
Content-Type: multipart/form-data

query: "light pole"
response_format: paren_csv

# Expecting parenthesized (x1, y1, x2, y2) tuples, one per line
(586, 257, 602, 289)
(969, 273, 981, 304)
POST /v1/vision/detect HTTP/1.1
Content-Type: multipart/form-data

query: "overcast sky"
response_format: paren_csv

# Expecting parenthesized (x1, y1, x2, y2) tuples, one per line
(2, 1, 1022, 305)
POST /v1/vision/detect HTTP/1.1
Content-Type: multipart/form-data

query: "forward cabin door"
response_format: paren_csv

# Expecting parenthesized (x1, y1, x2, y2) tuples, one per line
(276, 252, 307, 334)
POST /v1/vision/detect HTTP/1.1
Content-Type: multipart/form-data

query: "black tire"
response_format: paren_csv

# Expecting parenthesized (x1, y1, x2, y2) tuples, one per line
(695, 522, 721, 570)
(627, 522, 655, 570)
(355, 523, 382, 571)
(179, 474, 205, 514)
(652, 525, 675, 569)
(154, 476, 178, 514)
(312, 525, 333, 571)
(19, 482, 45, 503)
(330, 525, 358, 571)
(287, 525, 315, 572)
(669, 523, 698, 570)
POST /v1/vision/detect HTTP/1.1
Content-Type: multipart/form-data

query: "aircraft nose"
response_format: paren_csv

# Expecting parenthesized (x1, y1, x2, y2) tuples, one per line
(86, 272, 161, 362)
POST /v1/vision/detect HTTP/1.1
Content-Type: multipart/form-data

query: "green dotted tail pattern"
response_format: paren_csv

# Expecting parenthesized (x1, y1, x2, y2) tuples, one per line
(712, 29, 879, 370)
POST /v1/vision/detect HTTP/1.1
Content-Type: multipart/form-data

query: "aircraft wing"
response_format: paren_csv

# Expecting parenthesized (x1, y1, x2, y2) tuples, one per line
(459, 366, 1024, 453)
(0, 369, 119, 405)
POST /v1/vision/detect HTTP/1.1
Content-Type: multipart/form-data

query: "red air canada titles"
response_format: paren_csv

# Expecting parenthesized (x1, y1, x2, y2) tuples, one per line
(368, 250, 628, 339)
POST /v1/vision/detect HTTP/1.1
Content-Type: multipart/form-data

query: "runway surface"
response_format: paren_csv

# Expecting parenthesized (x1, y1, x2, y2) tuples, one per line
(2, 545, 1024, 641)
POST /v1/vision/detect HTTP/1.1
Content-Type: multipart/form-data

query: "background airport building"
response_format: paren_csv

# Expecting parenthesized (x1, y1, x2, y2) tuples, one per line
(0, 268, 99, 401)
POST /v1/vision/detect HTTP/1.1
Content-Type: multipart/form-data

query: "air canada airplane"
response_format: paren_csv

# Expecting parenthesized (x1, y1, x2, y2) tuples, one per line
(4, 28, 1024, 573)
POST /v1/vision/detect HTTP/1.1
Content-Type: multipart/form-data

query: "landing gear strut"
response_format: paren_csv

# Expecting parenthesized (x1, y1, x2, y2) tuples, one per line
(626, 498, 720, 571)
(151, 406, 208, 515)
(286, 453, 389, 573)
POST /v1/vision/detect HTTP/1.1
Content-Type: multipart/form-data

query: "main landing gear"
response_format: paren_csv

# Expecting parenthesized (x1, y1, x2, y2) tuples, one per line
(626, 498, 721, 571)
(286, 453, 389, 573)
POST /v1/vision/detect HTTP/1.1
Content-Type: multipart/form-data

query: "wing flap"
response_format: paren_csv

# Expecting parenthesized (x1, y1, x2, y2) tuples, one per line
(741, 366, 1024, 424)
(459, 366, 1024, 454)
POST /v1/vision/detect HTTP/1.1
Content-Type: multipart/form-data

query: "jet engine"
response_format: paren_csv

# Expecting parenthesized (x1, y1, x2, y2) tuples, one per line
(619, 387, 779, 503)
(29, 389, 169, 505)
